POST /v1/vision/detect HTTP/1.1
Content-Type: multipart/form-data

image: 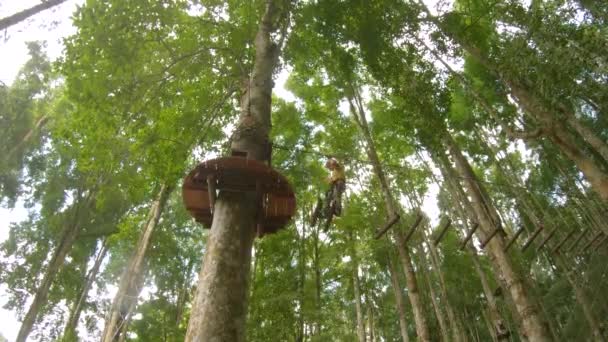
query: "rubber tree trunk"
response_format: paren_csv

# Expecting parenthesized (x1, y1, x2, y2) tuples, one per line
(442, 133, 552, 342)
(17, 191, 92, 342)
(102, 184, 172, 342)
(367, 299, 376, 342)
(487, 144, 606, 342)
(353, 265, 366, 342)
(432, 150, 510, 341)
(0, 0, 67, 31)
(63, 240, 109, 341)
(463, 41, 608, 201)
(184, 2, 285, 340)
(427, 240, 466, 342)
(418, 246, 450, 342)
(418, 8, 608, 201)
(387, 256, 411, 342)
(348, 89, 431, 341)
(6, 114, 49, 161)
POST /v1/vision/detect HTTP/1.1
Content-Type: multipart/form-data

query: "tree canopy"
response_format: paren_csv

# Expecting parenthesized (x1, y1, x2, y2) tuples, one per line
(1, 0, 607, 341)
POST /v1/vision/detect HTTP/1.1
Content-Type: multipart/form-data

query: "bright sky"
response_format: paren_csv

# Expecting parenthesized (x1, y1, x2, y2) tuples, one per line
(0, 0, 445, 340)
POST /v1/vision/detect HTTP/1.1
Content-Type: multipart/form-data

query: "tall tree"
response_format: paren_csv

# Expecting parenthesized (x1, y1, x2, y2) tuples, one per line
(185, 1, 290, 341)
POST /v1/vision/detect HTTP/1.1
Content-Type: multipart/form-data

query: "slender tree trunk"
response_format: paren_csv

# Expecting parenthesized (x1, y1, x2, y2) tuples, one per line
(348, 88, 431, 341)
(424, 230, 466, 342)
(419, 248, 450, 342)
(417, 9, 608, 201)
(185, 2, 286, 340)
(63, 240, 109, 341)
(479, 131, 606, 342)
(313, 224, 322, 336)
(442, 134, 552, 342)
(102, 185, 172, 342)
(387, 256, 411, 342)
(367, 300, 376, 342)
(564, 110, 608, 164)
(431, 149, 511, 341)
(6, 114, 49, 161)
(353, 265, 366, 342)
(17, 192, 91, 342)
(175, 257, 196, 327)
(0, 0, 67, 31)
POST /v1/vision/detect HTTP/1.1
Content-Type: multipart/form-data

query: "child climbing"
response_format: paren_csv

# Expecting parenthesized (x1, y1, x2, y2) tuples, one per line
(311, 157, 346, 230)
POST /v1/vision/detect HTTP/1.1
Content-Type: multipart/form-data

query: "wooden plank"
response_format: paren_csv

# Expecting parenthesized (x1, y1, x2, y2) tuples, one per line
(403, 213, 424, 244)
(433, 219, 452, 246)
(480, 228, 501, 249)
(504, 226, 526, 251)
(521, 224, 544, 252)
(551, 230, 576, 254)
(580, 232, 603, 254)
(536, 227, 557, 251)
(567, 229, 587, 252)
(593, 234, 608, 252)
(374, 213, 401, 240)
(460, 222, 479, 250)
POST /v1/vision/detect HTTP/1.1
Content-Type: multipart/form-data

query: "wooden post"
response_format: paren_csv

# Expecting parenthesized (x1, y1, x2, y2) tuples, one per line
(521, 225, 544, 252)
(433, 219, 452, 246)
(480, 228, 501, 249)
(593, 234, 607, 252)
(403, 213, 423, 244)
(374, 213, 401, 240)
(568, 229, 587, 252)
(207, 174, 216, 214)
(504, 226, 525, 251)
(536, 228, 557, 251)
(460, 222, 479, 250)
(551, 230, 576, 254)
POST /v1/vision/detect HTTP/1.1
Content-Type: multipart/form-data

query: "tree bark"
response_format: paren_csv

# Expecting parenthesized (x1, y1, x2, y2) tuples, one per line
(63, 240, 109, 341)
(353, 265, 366, 342)
(185, 2, 286, 340)
(419, 248, 450, 342)
(418, 9, 608, 201)
(430, 149, 510, 341)
(387, 256, 411, 342)
(6, 114, 49, 161)
(348, 88, 431, 341)
(424, 232, 466, 342)
(0, 0, 67, 31)
(16, 191, 91, 342)
(102, 184, 172, 342)
(443, 133, 552, 342)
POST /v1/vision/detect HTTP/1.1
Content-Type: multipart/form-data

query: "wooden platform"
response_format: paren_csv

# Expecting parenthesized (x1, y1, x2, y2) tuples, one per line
(182, 157, 296, 236)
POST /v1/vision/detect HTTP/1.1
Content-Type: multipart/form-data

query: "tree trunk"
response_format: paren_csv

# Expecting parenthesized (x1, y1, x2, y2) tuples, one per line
(0, 0, 67, 31)
(102, 184, 172, 342)
(422, 228, 466, 342)
(387, 256, 411, 342)
(184, 1, 286, 340)
(419, 9, 608, 201)
(564, 110, 608, 164)
(431, 148, 510, 341)
(367, 300, 376, 342)
(6, 114, 49, 161)
(348, 88, 431, 341)
(394, 236, 431, 342)
(63, 240, 109, 341)
(17, 192, 91, 342)
(313, 223, 322, 336)
(353, 265, 366, 342)
(443, 134, 552, 342)
(419, 248, 450, 342)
